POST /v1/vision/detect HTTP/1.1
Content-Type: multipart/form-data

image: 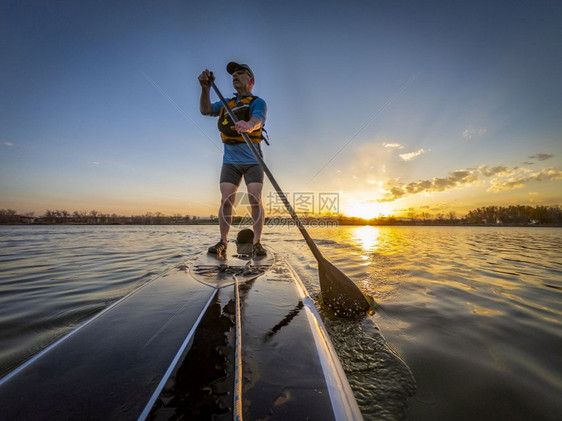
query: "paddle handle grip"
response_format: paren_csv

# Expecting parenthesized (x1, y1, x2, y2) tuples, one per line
(209, 79, 324, 262)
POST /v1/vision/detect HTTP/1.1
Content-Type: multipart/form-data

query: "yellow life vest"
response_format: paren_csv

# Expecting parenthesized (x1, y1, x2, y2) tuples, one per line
(218, 96, 263, 144)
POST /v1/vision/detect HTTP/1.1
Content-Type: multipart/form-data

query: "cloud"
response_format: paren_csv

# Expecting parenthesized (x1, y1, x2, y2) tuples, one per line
(488, 168, 562, 192)
(384, 186, 407, 200)
(528, 153, 553, 161)
(533, 168, 562, 181)
(3, 142, 13, 147)
(477, 165, 517, 177)
(488, 178, 525, 192)
(379, 169, 478, 201)
(378, 163, 562, 202)
(383, 142, 404, 149)
(399, 148, 425, 161)
(462, 128, 487, 140)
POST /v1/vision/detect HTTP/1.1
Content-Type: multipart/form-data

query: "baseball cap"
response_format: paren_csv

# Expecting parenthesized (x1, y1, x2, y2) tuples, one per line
(226, 62, 254, 79)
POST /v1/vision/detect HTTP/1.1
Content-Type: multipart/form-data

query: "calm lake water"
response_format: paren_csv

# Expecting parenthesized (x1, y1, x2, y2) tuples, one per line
(1, 225, 561, 420)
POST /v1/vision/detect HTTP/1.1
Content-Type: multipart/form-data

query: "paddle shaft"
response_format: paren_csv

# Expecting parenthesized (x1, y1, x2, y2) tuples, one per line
(210, 80, 324, 263)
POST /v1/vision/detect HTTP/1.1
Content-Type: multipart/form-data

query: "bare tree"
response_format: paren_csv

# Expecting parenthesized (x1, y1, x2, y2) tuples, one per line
(90, 210, 99, 224)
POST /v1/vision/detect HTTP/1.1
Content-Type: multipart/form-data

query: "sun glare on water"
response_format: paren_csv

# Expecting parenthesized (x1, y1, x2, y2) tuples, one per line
(353, 225, 381, 254)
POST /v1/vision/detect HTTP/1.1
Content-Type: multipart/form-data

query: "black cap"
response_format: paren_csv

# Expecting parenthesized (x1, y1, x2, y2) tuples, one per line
(226, 62, 254, 79)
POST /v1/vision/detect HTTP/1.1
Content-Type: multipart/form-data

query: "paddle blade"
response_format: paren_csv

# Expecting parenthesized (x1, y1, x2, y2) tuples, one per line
(318, 259, 372, 317)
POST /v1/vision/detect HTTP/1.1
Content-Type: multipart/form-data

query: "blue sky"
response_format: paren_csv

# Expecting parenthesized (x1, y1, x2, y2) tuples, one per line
(1, 0, 561, 217)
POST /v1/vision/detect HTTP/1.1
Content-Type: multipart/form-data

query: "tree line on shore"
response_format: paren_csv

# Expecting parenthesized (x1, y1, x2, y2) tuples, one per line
(464, 205, 562, 225)
(0, 209, 206, 225)
(1, 205, 561, 225)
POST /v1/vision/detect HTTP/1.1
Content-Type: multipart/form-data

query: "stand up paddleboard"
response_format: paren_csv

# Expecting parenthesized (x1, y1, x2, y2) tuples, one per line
(0, 230, 362, 420)
(191, 241, 274, 289)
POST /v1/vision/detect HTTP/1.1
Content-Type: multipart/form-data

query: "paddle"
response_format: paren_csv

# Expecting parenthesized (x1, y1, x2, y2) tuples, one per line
(209, 75, 372, 317)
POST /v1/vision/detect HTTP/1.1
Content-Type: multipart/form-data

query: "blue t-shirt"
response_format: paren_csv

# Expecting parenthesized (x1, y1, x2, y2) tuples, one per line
(210, 94, 267, 165)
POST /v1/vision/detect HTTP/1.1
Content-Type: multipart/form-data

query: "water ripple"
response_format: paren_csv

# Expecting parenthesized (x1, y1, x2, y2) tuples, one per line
(1, 225, 561, 420)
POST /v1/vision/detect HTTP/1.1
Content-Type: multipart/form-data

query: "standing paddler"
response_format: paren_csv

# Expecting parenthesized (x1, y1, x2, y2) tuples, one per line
(198, 62, 268, 257)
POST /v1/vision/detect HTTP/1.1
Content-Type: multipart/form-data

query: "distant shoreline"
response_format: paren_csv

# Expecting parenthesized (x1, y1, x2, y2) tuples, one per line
(2, 205, 561, 227)
(2, 220, 561, 228)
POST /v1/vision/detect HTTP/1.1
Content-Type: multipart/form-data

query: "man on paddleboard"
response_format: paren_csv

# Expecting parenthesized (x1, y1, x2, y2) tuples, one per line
(198, 62, 267, 256)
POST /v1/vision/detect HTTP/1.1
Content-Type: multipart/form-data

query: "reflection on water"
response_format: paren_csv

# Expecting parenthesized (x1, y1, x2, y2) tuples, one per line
(352, 226, 381, 256)
(268, 225, 562, 420)
(0, 226, 207, 376)
(1, 225, 561, 420)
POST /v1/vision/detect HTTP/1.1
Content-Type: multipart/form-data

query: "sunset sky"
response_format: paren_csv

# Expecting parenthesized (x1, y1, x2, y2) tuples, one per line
(2, 0, 561, 218)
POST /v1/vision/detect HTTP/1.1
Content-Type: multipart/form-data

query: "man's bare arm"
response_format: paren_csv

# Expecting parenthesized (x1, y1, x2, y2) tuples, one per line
(198, 69, 213, 115)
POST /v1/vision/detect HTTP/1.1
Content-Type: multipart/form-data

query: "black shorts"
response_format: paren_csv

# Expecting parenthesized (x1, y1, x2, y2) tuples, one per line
(220, 163, 264, 185)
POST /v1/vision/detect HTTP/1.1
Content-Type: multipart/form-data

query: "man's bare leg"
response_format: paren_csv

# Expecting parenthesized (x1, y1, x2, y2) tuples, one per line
(247, 182, 264, 244)
(219, 182, 238, 242)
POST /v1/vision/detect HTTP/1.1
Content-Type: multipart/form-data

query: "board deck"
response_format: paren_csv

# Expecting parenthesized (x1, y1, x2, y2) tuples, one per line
(146, 248, 363, 420)
(0, 243, 362, 420)
(239, 256, 363, 420)
(0, 266, 217, 420)
(191, 241, 274, 288)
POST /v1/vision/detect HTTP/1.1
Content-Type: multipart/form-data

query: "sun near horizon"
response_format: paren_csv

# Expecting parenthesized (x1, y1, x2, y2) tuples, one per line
(343, 201, 396, 219)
